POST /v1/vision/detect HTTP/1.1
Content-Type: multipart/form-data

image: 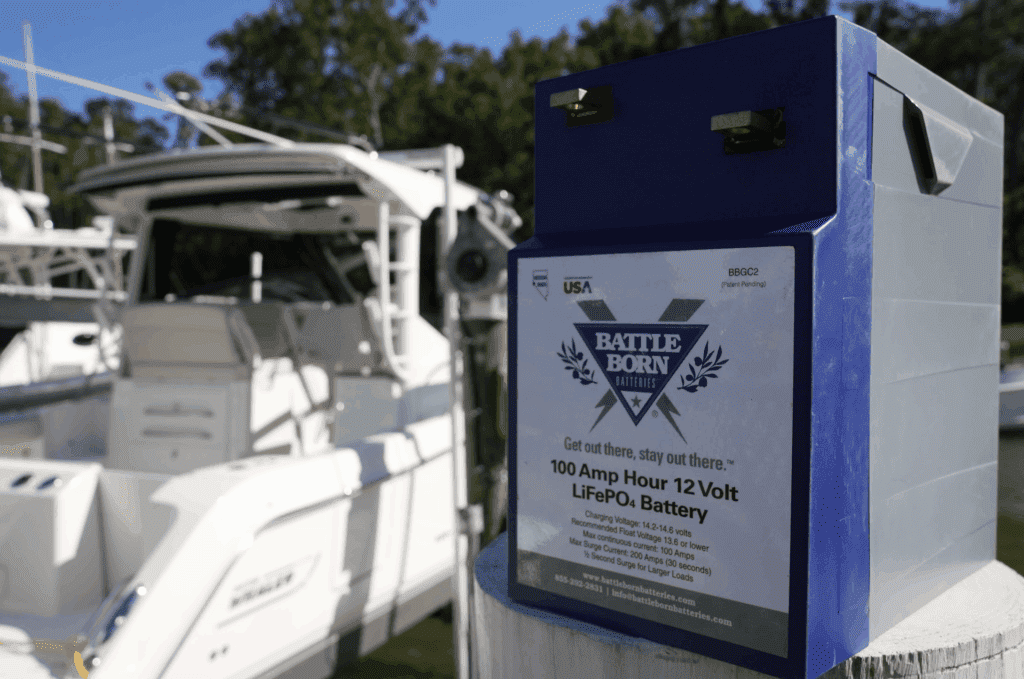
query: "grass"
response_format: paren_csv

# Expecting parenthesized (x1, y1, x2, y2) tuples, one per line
(999, 513, 1024, 576)
(333, 609, 456, 679)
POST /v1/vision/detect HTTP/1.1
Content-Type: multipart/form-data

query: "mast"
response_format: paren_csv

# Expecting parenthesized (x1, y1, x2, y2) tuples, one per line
(22, 22, 46, 218)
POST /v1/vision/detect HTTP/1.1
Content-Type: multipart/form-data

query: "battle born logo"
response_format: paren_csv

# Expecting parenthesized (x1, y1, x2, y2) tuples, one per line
(557, 298, 727, 441)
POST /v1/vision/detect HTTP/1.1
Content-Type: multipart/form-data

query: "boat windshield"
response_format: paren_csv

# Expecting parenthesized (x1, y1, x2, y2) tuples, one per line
(139, 219, 356, 304)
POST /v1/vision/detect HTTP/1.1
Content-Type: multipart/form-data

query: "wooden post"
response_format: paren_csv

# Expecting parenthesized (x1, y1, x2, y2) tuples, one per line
(474, 534, 1024, 678)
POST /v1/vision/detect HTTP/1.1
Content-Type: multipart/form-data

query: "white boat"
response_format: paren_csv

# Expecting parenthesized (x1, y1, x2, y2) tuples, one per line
(0, 183, 129, 468)
(0, 141, 518, 679)
(1000, 363, 1024, 431)
(0, 183, 128, 386)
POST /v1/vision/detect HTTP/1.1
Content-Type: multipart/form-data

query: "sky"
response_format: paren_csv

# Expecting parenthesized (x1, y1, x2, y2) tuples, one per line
(0, 0, 958, 123)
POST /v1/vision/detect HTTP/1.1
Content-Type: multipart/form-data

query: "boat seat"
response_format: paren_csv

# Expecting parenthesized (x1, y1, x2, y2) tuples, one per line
(236, 301, 293, 359)
(288, 302, 382, 376)
(238, 301, 383, 376)
(121, 303, 260, 381)
(109, 303, 332, 473)
(236, 301, 331, 412)
(108, 304, 260, 473)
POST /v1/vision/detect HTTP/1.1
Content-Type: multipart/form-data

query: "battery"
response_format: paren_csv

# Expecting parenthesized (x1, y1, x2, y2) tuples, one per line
(507, 15, 1003, 679)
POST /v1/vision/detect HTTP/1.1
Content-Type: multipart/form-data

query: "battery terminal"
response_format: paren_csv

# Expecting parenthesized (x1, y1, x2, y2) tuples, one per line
(551, 86, 615, 127)
(711, 108, 785, 154)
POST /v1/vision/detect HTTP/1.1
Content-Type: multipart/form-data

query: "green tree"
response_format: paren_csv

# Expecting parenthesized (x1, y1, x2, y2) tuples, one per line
(626, 0, 781, 53)
(572, 4, 659, 71)
(0, 71, 28, 187)
(201, 0, 568, 237)
(205, 0, 435, 149)
(763, 0, 832, 25)
(386, 30, 578, 236)
(51, 97, 168, 228)
(0, 68, 168, 228)
(161, 71, 205, 148)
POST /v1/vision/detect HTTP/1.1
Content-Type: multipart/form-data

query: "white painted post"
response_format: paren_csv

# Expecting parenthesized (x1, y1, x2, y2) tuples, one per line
(250, 251, 262, 303)
(391, 214, 420, 355)
(474, 535, 1024, 679)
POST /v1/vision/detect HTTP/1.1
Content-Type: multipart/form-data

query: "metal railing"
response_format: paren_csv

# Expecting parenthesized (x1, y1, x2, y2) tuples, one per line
(0, 370, 113, 414)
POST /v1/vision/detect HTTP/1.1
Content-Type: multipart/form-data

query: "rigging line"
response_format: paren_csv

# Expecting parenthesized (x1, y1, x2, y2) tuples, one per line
(145, 82, 233, 148)
(0, 55, 294, 147)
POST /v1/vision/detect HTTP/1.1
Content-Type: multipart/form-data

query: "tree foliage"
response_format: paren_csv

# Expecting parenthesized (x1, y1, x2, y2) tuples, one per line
(205, 0, 435, 148)
(0, 72, 167, 229)
(1, 0, 1023, 321)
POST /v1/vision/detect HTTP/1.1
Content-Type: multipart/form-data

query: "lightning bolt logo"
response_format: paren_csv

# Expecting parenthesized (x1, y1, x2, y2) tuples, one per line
(656, 393, 686, 443)
(590, 390, 617, 432)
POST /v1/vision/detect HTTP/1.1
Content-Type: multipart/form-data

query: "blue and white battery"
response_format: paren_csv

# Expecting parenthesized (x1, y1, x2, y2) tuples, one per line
(507, 15, 1003, 679)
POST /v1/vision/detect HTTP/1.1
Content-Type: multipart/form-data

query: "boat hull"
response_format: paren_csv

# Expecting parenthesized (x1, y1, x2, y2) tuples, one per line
(0, 422, 457, 679)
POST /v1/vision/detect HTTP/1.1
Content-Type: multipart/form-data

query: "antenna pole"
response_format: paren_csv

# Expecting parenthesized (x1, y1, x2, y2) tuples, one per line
(103, 105, 116, 163)
(22, 22, 45, 203)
